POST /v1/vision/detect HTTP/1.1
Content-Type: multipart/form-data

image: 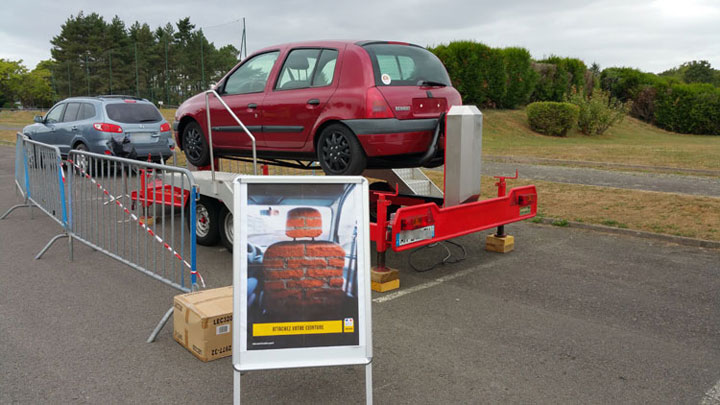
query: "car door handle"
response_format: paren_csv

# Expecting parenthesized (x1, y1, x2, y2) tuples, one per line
(247, 103, 258, 109)
(307, 99, 320, 106)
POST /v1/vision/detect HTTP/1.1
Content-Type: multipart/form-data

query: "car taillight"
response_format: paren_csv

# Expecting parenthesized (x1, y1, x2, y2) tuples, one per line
(399, 208, 434, 231)
(365, 87, 394, 119)
(160, 122, 171, 132)
(124, 99, 136, 103)
(93, 123, 123, 133)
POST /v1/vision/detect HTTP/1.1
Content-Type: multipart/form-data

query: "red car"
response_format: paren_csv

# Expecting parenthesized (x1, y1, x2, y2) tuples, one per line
(173, 40, 461, 175)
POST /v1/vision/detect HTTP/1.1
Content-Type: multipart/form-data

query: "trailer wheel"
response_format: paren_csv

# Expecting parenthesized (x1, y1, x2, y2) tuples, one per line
(189, 196, 220, 246)
(219, 205, 234, 252)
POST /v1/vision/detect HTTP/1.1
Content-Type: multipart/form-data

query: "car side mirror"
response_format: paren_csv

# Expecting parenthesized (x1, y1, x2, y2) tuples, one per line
(34, 115, 44, 123)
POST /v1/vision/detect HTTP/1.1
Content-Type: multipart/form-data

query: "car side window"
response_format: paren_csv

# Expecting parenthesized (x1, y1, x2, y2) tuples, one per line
(78, 103, 96, 120)
(376, 55, 416, 81)
(312, 49, 338, 87)
(45, 104, 66, 124)
(62, 103, 81, 122)
(277, 49, 320, 90)
(224, 51, 280, 95)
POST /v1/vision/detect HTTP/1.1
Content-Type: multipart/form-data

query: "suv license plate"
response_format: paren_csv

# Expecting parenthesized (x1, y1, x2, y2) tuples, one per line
(396, 225, 435, 247)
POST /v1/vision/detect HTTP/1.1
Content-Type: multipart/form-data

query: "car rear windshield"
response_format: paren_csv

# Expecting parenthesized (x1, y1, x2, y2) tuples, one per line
(362, 43, 451, 87)
(105, 103, 163, 124)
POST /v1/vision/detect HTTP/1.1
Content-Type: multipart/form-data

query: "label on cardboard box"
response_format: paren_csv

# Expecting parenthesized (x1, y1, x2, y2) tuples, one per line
(173, 286, 233, 362)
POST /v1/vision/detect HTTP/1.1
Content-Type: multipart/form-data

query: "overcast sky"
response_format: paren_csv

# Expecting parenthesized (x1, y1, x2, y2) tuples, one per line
(2, 0, 719, 73)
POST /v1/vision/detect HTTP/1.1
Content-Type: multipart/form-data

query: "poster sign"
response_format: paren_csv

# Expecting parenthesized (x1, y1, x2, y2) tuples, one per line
(232, 175, 372, 372)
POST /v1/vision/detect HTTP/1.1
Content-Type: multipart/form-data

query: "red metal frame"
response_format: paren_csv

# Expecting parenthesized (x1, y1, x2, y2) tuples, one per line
(369, 184, 537, 254)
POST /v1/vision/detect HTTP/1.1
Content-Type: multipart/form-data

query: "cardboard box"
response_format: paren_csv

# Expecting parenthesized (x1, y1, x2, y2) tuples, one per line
(173, 286, 233, 362)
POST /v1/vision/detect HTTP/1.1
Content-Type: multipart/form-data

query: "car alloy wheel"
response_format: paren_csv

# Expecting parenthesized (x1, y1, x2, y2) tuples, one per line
(317, 124, 366, 176)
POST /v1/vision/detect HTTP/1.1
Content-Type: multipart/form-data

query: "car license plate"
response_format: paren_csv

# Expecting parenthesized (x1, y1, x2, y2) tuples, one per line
(396, 225, 435, 247)
(130, 133, 155, 143)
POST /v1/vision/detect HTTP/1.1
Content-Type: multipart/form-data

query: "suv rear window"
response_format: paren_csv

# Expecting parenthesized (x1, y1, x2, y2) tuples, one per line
(362, 43, 451, 87)
(105, 103, 162, 123)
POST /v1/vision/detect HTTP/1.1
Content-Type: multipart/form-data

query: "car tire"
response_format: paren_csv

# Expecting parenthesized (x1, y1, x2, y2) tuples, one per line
(219, 205, 234, 252)
(317, 124, 366, 176)
(182, 121, 210, 167)
(70, 143, 91, 175)
(189, 196, 221, 246)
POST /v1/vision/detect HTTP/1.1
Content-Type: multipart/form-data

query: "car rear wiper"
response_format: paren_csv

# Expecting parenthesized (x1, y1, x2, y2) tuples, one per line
(418, 80, 447, 87)
(139, 119, 159, 123)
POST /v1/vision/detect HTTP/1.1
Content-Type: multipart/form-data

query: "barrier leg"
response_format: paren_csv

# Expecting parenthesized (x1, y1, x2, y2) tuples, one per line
(68, 233, 74, 261)
(35, 233, 69, 260)
(0, 203, 31, 219)
(147, 306, 174, 343)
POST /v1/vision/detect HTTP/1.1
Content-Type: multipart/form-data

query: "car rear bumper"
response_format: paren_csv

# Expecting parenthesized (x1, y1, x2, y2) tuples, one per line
(342, 118, 440, 157)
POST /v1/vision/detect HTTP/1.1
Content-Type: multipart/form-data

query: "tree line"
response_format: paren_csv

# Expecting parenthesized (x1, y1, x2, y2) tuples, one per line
(1, 12, 241, 108)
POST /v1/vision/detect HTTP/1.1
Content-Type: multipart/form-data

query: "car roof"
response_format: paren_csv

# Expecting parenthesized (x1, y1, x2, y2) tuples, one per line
(59, 95, 151, 104)
(250, 40, 421, 54)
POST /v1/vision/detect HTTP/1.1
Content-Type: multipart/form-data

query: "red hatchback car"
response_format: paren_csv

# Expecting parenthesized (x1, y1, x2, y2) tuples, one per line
(174, 40, 462, 175)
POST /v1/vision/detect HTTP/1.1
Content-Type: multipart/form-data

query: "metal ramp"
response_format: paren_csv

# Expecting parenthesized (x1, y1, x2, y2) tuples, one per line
(363, 168, 443, 198)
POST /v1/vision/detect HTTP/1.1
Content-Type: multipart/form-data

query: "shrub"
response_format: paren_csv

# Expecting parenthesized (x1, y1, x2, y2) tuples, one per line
(568, 89, 628, 135)
(630, 86, 657, 122)
(430, 41, 506, 108)
(501, 47, 537, 108)
(526, 101, 579, 137)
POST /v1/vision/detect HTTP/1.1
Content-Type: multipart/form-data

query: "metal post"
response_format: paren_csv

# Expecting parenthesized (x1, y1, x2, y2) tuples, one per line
(67, 62, 71, 97)
(234, 369, 241, 404)
(85, 53, 90, 96)
(365, 363, 373, 405)
(109, 51, 113, 94)
(165, 36, 169, 105)
(200, 38, 205, 89)
(135, 41, 139, 97)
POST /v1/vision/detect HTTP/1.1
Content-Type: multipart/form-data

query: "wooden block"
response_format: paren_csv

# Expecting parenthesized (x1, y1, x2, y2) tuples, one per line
(370, 267, 399, 283)
(371, 279, 400, 292)
(485, 234, 514, 253)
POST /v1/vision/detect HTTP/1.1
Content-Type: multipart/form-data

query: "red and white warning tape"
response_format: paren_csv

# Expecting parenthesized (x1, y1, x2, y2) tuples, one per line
(67, 159, 205, 288)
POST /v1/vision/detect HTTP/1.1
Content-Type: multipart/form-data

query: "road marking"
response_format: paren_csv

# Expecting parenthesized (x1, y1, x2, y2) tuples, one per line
(701, 379, 720, 405)
(372, 266, 478, 304)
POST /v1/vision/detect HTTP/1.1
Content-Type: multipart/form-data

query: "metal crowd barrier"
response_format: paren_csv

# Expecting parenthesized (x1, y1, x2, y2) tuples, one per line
(66, 149, 202, 342)
(1, 133, 70, 259)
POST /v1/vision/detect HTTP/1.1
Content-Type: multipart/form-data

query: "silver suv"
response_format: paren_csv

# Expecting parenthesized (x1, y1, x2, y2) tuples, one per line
(23, 95, 174, 162)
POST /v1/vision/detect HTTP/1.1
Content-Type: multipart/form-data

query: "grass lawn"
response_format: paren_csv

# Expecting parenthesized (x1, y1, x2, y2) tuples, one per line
(482, 109, 720, 171)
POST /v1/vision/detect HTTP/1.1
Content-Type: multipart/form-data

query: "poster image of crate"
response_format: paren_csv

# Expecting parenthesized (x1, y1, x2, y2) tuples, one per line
(233, 176, 371, 369)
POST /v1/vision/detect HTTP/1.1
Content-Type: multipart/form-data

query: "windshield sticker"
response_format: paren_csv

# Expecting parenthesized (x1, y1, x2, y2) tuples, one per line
(381, 73, 391, 85)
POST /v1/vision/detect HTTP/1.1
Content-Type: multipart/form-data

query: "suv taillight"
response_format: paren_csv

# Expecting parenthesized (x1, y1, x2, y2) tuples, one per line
(160, 122, 171, 132)
(365, 87, 394, 119)
(93, 123, 123, 133)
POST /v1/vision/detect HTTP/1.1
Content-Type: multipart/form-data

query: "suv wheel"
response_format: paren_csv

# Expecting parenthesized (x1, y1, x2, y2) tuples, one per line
(317, 124, 366, 176)
(182, 121, 210, 167)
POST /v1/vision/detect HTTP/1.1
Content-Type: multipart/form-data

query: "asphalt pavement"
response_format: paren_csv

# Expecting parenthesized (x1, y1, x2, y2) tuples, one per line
(481, 161, 720, 197)
(1, 145, 719, 404)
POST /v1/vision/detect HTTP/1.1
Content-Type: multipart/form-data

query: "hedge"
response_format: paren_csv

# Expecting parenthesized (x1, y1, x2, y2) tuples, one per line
(526, 102, 579, 137)
(430, 41, 505, 107)
(654, 82, 720, 135)
(531, 56, 587, 102)
(502, 47, 538, 108)
(430, 41, 538, 108)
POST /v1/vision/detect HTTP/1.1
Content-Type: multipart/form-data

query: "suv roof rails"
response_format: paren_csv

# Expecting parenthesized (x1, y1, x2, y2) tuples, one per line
(97, 95, 147, 101)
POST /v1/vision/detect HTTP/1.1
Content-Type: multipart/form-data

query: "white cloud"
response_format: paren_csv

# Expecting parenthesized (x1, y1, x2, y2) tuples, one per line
(0, 0, 718, 73)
